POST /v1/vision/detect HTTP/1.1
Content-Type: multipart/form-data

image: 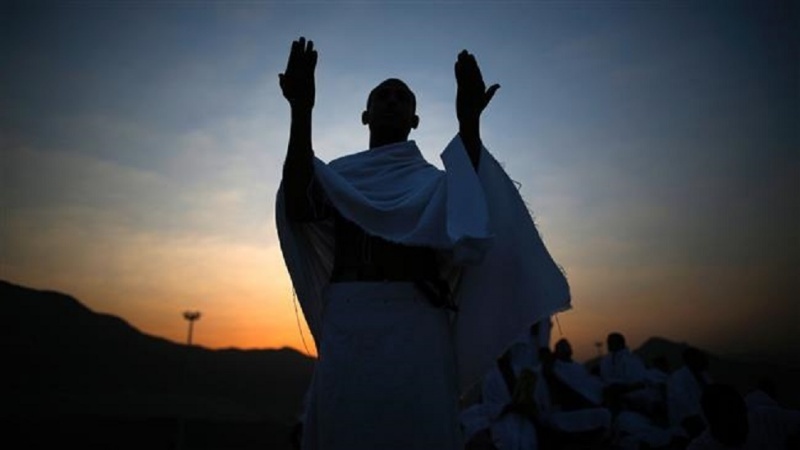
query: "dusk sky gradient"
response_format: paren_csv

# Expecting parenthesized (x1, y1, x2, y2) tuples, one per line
(2, 0, 797, 365)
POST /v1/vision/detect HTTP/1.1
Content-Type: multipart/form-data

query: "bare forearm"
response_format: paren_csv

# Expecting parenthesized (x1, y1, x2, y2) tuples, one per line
(283, 106, 314, 219)
(459, 117, 481, 170)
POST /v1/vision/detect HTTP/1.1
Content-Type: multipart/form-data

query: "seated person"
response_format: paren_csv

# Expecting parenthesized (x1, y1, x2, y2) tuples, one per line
(600, 332, 663, 415)
(744, 377, 800, 450)
(536, 346, 612, 448)
(667, 346, 712, 439)
(550, 338, 604, 408)
(480, 345, 539, 450)
(686, 383, 748, 449)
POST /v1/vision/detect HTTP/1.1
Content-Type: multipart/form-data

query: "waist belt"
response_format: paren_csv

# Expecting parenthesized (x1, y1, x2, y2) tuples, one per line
(330, 263, 425, 282)
(330, 265, 457, 311)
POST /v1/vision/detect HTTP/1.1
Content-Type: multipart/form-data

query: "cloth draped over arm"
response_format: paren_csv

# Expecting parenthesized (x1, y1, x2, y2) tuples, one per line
(275, 135, 571, 395)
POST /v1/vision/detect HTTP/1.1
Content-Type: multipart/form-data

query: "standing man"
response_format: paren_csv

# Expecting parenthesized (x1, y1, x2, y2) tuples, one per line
(276, 37, 570, 450)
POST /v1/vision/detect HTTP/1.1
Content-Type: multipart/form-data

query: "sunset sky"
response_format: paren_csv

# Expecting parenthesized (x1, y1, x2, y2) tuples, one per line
(2, 1, 797, 365)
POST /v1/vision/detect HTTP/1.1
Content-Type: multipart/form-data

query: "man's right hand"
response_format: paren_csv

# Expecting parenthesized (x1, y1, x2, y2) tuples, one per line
(279, 37, 317, 110)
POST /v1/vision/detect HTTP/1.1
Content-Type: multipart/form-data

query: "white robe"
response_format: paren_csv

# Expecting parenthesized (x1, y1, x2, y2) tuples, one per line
(276, 136, 571, 393)
(552, 360, 605, 406)
(481, 365, 538, 450)
(599, 349, 648, 386)
(535, 378, 612, 434)
(276, 136, 571, 449)
(666, 366, 711, 428)
(303, 282, 462, 450)
(744, 390, 800, 450)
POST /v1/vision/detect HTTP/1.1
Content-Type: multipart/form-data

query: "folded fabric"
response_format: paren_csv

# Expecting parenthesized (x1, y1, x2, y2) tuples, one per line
(276, 135, 571, 393)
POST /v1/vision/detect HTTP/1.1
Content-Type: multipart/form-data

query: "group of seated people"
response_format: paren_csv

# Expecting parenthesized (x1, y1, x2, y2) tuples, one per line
(460, 321, 800, 450)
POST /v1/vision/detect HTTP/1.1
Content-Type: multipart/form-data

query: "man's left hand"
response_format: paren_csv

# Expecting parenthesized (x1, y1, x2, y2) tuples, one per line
(455, 50, 500, 125)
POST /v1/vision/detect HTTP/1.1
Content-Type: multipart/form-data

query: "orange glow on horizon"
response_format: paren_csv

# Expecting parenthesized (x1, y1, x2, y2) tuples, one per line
(4, 203, 795, 366)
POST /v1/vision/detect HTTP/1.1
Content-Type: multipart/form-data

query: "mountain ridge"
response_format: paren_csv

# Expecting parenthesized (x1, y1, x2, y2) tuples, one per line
(5, 278, 798, 423)
(3, 279, 315, 424)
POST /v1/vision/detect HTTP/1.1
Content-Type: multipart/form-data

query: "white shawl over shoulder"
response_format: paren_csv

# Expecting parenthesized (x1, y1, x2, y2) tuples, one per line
(276, 135, 571, 394)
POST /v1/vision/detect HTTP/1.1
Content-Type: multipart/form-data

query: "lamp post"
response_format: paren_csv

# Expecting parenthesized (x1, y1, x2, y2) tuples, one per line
(177, 310, 200, 450)
(183, 311, 201, 346)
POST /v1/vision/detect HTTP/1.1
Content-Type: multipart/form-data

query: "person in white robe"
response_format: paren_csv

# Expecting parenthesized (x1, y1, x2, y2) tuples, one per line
(667, 346, 712, 439)
(276, 37, 571, 450)
(599, 332, 648, 388)
(534, 346, 612, 447)
(462, 320, 553, 449)
(551, 338, 604, 407)
(481, 344, 539, 450)
(685, 382, 800, 450)
(743, 379, 800, 450)
(600, 332, 663, 415)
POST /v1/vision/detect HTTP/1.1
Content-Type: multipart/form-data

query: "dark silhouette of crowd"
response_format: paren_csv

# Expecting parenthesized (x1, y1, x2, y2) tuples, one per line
(460, 323, 800, 450)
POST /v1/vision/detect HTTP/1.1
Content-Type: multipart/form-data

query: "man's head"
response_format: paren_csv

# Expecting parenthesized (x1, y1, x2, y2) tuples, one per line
(362, 78, 419, 148)
(554, 338, 573, 362)
(606, 332, 626, 353)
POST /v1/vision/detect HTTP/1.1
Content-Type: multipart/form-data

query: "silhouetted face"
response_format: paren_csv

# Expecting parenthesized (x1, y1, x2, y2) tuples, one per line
(607, 332, 626, 353)
(362, 78, 419, 146)
(554, 339, 572, 361)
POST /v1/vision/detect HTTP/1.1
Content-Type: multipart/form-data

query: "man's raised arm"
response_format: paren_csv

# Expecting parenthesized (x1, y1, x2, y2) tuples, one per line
(279, 37, 319, 220)
(455, 50, 500, 170)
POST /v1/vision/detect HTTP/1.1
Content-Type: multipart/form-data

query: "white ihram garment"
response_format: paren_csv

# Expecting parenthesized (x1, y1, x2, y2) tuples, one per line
(276, 135, 571, 450)
(305, 282, 461, 450)
(552, 360, 605, 406)
(481, 365, 538, 450)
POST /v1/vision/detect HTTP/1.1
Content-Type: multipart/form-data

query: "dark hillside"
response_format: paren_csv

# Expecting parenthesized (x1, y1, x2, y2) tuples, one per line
(2, 279, 314, 427)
